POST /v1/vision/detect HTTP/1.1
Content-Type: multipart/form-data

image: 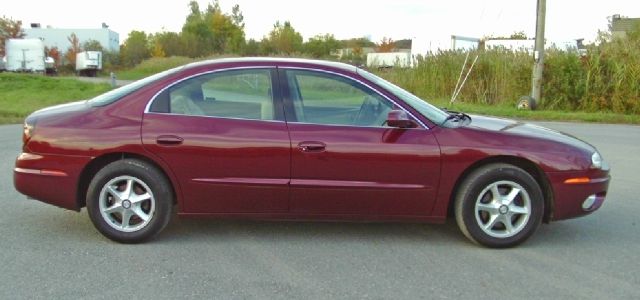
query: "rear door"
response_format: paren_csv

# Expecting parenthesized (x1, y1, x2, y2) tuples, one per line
(280, 68, 441, 216)
(142, 68, 291, 213)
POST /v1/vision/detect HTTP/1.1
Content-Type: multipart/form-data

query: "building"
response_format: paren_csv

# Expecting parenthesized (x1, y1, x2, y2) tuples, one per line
(451, 35, 481, 51)
(332, 47, 376, 59)
(24, 23, 119, 52)
(611, 15, 640, 39)
(447, 35, 584, 54)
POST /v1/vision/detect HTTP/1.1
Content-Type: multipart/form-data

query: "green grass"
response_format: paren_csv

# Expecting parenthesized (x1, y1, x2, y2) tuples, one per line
(0, 73, 111, 124)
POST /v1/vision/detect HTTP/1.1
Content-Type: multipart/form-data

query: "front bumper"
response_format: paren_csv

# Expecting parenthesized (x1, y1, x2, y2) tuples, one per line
(547, 168, 611, 221)
(14, 152, 91, 211)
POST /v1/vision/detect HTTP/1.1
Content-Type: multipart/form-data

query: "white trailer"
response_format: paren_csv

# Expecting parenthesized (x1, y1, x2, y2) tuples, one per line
(5, 39, 46, 73)
(0, 56, 6, 71)
(76, 51, 102, 77)
(45, 57, 57, 75)
(366, 52, 412, 68)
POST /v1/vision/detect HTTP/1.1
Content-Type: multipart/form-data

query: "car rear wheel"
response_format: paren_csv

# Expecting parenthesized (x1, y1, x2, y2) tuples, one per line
(454, 163, 544, 248)
(86, 159, 174, 243)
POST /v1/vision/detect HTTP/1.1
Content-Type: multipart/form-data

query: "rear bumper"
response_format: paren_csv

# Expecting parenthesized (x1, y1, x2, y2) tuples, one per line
(547, 169, 611, 221)
(14, 152, 91, 211)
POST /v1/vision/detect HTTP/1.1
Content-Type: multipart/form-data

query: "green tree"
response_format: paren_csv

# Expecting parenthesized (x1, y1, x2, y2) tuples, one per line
(82, 39, 104, 52)
(341, 37, 376, 49)
(394, 39, 412, 49)
(265, 21, 303, 55)
(231, 4, 244, 27)
(304, 33, 340, 58)
(377, 37, 395, 52)
(150, 31, 184, 57)
(151, 40, 166, 58)
(242, 38, 261, 56)
(509, 31, 528, 39)
(211, 9, 240, 53)
(259, 37, 274, 55)
(181, 1, 214, 56)
(0, 15, 25, 56)
(64, 33, 81, 66)
(102, 50, 121, 70)
(180, 1, 246, 56)
(180, 31, 206, 58)
(120, 30, 150, 66)
(225, 4, 246, 53)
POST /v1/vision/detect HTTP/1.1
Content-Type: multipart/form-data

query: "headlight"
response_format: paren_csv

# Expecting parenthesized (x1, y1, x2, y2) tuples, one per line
(591, 152, 603, 169)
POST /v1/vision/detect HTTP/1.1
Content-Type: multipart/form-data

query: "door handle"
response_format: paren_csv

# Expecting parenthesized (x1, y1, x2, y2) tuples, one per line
(298, 141, 326, 152)
(156, 135, 183, 146)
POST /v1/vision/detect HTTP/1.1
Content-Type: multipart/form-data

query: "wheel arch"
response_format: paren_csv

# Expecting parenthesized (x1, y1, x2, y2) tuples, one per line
(447, 155, 554, 223)
(76, 152, 179, 210)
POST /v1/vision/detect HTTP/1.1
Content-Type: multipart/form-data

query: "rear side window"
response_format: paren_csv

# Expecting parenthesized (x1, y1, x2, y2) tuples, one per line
(151, 69, 275, 121)
(89, 66, 183, 106)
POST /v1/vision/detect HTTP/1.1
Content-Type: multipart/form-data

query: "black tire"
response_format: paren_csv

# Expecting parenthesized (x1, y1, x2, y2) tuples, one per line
(86, 159, 174, 243)
(454, 163, 544, 248)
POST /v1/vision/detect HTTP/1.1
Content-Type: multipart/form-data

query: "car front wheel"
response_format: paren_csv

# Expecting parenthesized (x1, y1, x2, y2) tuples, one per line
(454, 163, 544, 248)
(86, 159, 174, 243)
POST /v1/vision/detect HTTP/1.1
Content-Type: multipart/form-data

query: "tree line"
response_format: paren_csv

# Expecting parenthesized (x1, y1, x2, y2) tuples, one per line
(118, 0, 383, 67)
(2, 1, 410, 71)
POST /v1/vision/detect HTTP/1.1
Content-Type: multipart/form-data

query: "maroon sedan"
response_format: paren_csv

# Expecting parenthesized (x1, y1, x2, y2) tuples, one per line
(14, 58, 610, 247)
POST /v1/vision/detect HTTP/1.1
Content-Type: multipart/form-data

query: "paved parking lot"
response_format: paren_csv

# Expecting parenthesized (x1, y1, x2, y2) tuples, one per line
(1, 121, 638, 299)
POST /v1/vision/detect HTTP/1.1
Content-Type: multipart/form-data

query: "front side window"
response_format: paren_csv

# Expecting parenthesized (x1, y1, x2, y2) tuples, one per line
(358, 68, 448, 125)
(285, 70, 395, 127)
(154, 69, 275, 121)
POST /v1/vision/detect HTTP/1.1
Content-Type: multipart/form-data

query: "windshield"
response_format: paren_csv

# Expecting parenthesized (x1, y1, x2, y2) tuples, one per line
(88, 66, 184, 106)
(358, 69, 449, 125)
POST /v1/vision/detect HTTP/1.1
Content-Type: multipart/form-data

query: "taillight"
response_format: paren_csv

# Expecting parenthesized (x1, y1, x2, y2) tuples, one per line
(22, 121, 35, 145)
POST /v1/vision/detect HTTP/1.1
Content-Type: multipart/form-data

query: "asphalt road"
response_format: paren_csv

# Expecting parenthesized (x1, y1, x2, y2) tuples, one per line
(1, 121, 638, 299)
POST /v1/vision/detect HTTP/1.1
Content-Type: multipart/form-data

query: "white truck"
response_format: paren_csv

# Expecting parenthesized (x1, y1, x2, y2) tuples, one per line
(0, 56, 6, 71)
(76, 51, 102, 77)
(5, 39, 46, 73)
(366, 52, 412, 68)
(44, 57, 57, 75)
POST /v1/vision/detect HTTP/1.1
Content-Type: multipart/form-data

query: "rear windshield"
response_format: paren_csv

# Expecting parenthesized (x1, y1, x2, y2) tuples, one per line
(88, 66, 184, 107)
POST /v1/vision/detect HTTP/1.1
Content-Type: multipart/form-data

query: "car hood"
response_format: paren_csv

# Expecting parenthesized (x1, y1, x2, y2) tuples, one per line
(466, 115, 596, 153)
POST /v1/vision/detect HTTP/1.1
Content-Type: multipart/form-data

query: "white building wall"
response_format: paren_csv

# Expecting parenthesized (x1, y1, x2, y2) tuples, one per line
(24, 28, 119, 52)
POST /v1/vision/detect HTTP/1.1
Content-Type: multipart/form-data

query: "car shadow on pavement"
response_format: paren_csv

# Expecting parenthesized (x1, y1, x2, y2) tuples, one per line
(159, 217, 470, 247)
(32, 208, 602, 249)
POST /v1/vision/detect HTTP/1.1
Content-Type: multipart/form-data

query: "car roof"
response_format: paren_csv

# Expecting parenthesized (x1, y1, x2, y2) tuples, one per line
(184, 57, 359, 73)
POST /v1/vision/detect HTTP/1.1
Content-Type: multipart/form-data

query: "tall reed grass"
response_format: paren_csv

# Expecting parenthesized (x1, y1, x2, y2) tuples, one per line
(376, 30, 640, 114)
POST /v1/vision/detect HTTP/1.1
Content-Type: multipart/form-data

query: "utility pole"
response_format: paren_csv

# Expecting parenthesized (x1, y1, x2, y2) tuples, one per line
(531, 0, 546, 105)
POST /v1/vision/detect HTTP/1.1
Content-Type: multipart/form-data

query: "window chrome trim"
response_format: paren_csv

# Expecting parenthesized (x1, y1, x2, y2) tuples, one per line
(143, 66, 277, 114)
(284, 120, 425, 130)
(279, 66, 429, 130)
(143, 64, 429, 130)
(143, 111, 286, 123)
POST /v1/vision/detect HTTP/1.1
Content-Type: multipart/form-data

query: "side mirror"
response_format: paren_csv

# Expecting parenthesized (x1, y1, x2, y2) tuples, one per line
(387, 110, 417, 128)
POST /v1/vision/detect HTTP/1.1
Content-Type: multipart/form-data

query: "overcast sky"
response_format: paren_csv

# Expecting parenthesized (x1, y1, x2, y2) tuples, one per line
(4, 0, 640, 45)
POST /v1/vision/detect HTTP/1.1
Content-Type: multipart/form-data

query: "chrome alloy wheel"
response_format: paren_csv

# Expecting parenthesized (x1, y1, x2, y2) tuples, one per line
(99, 176, 156, 232)
(474, 180, 531, 238)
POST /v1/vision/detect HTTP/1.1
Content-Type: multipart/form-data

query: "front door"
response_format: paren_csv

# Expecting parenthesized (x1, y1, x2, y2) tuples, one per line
(281, 69, 441, 216)
(142, 68, 290, 213)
